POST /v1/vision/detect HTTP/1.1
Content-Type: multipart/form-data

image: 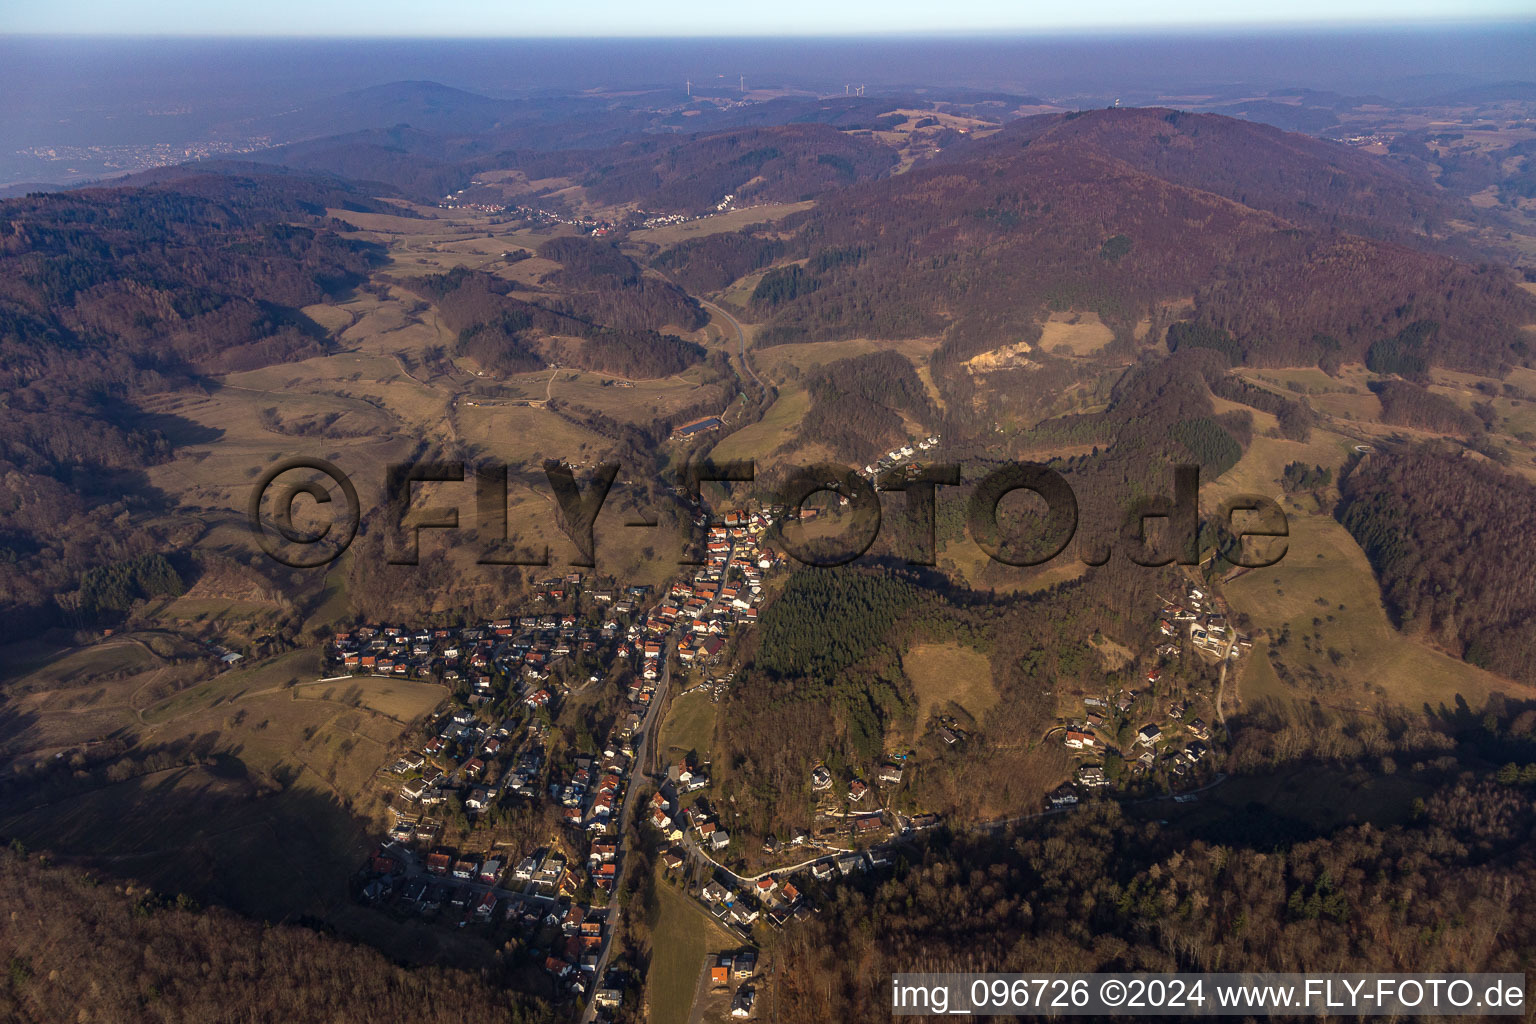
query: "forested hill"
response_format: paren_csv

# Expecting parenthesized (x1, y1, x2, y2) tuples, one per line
(245, 91, 918, 205)
(960, 107, 1463, 245)
(404, 264, 706, 379)
(656, 108, 1536, 373)
(0, 172, 382, 383)
(0, 845, 545, 1024)
(1338, 446, 1536, 684)
(526, 123, 900, 214)
(0, 170, 383, 637)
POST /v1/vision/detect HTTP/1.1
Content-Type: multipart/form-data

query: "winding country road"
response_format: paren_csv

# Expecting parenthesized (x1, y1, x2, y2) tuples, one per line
(698, 300, 764, 391)
(1215, 633, 1238, 727)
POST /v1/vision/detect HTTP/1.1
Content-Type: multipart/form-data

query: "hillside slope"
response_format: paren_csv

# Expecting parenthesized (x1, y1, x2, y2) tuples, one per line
(0, 846, 544, 1024)
(658, 108, 1536, 371)
(969, 107, 1462, 243)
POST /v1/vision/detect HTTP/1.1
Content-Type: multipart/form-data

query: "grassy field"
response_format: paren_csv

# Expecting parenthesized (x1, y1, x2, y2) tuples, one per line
(1233, 366, 1383, 419)
(157, 596, 283, 625)
(543, 366, 718, 423)
(1197, 364, 1536, 716)
(137, 379, 417, 531)
(125, 205, 731, 588)
(1240, 366, 1365, 395)
(1237, 644, 1292, 705)
(901, 642, 998, 739)
(1, 637, 157, 688)
(649, 875, 742, 1024)
(752, 336, 939, 380)
(0, 635, 445, 921)
(326, 202, 452, 229)
(630, 201, 814, 246)
(1090, 635, 1135, 671)
(130, 208, 724, 558)
(1200, 429, 1356, 509)
(454, 400, 609, 463)
(1223, 512, 1529, 710)
(1038, 312, 1115, 356)
(300, 302, 357, 334)
(1308, 389, 1385, 422)
(709, 387, 811, 463)
(708, 335, 943, 467)
(935, 535, 1090, 595)
(1208, 393, 1280, 435)
(0, 637, 175, 762)
(935, 535, 995, 589)
(659, 691, 719, 766)
(139, 649, 321, 725)
(294, 678, 447, 722)
(1423, 367, 1536, 472)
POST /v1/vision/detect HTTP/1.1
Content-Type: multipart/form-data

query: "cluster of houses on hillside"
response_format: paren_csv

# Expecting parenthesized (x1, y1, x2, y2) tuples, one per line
(436, 185, 622, 235)
(1157, 584, 1253, 661)
(648, 757, 715, 833)
(337, 578, 661, 1009)
(346, 503, 797, 1017)
(359, 841, 620, 1005)
(1052, 580, 1240, 806)
(654, 508, 784, 671)
(391, 704, 636, 882)
(860, 434, 942, 479)
(798, 755, 927, 849)
(434, 185, 509, 215)
(705, 951, 758, 1019)
(649, 746, 938, 942)
(373, 708, 641, 1003)
(640, 211, 691, 228)
(1053, 695, 1216, 807)
(654, 786, 736, 856)
(696, 871, 808, 931)
(324, 574, 652, 691)
(437, 182, 761, 241)
(679, 832, 914, 937)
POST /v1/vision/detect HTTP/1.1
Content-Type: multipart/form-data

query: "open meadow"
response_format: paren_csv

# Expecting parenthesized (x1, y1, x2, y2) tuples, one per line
(900, 642, 998, 741)
(0, 636, 445, 920)
(1223, 504, 1527, 711)
(629, 201, 814, 247)
(647, 873, 746, 1024)
(658, 691, 720, 767)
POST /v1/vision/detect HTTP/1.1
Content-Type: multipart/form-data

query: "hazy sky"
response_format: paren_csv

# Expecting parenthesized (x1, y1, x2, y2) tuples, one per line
(4, 0, 1533, 35)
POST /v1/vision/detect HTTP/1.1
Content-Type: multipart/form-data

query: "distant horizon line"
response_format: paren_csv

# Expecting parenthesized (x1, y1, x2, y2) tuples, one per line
(5, 16, 1535, 41)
